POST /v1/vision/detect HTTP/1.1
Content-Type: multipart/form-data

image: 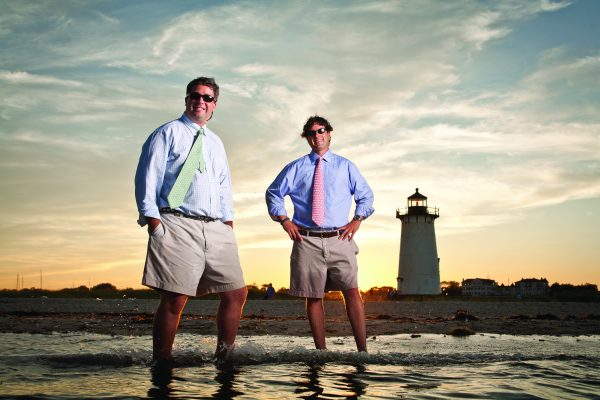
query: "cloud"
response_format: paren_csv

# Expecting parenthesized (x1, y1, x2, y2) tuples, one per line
(2, 130, 112, 157)
(93, 11, 120, 25)
(0, 70, 83, 87)
(461, 11, 511, 50)
(520, 54, 600, 111)
(540, 0, 572, 12)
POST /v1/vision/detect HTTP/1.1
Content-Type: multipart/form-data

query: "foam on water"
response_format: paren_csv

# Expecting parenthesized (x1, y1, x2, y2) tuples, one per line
(2, 332, 599, 367)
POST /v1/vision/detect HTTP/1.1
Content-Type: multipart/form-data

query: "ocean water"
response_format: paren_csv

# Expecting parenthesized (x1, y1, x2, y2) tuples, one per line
(0, 332, 599, 399)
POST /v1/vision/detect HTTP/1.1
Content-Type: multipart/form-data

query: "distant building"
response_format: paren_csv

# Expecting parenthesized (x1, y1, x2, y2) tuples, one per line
(496, 284, 515, 297)
(514, 278, 549, 297)
(462, 278, 498, 296)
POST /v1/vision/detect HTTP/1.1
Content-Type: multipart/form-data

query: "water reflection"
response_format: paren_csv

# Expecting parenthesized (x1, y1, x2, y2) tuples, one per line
(294, 363, 324, 399)
(148, 362, 176, 399)
(294, 363, 368, 399)
(147, 361, 244, 399)
(212, 364, 243, 398)
(340, 364, 367, 397)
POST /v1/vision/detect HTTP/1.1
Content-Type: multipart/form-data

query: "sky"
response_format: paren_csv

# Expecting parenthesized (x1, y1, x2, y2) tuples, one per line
(0, 0, 599, 291)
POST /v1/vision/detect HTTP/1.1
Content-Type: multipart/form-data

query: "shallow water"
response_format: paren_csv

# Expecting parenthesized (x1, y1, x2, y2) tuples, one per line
(1, 332, 599, 399)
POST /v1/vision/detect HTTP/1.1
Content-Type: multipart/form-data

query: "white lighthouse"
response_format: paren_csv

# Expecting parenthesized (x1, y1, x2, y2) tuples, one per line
(396, 188, 440, 295)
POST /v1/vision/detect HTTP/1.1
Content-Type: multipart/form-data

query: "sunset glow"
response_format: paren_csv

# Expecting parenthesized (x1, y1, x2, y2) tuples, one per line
(1, 1, 599, 291)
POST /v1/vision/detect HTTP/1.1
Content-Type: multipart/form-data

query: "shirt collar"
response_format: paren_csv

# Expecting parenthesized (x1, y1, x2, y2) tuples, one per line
(180, 113, 207, 135)
(309, 150, 331, 162)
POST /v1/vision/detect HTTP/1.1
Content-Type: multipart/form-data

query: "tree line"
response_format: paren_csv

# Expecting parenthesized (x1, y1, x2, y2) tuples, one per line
(0, 283, 398, 301)
(1, 282, 597, 301)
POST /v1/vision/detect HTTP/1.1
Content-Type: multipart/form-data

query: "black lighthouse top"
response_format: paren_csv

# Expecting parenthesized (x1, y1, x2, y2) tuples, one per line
(408, 188, 427, 208)
(397, 188, 439, 219)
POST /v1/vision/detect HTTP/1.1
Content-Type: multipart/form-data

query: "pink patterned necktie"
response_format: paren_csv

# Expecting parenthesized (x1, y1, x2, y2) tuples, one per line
(312, 157, 325, 226)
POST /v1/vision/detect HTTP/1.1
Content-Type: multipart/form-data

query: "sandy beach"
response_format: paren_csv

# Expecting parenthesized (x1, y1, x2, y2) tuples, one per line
(1, 297, 599, 337)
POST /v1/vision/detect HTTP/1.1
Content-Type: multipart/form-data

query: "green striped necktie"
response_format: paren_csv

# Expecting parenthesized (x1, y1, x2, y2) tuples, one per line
(167, 128, 205, 208)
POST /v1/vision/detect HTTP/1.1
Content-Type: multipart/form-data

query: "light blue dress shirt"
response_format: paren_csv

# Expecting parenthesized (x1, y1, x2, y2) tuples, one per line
(266, 150, 375, 229)
(135, 113, 234, 225)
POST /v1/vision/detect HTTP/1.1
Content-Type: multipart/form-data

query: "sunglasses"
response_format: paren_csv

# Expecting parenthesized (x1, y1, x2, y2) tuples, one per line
(306, 127, 328, 137)
(187, 92, 216, 103)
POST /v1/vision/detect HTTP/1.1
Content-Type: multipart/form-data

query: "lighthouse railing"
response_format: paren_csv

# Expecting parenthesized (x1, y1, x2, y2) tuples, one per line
(396, 206, 439, 216)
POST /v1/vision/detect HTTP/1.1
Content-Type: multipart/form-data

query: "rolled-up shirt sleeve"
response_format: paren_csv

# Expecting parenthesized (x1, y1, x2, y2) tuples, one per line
(349, 162, 375, 218)
(134, 129, 168, 226)
(266, 164, 292, 217)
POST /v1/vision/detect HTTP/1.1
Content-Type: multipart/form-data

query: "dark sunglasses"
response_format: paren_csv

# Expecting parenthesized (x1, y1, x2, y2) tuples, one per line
(187, 92, 215, 103)
(306, 127, 328, 137)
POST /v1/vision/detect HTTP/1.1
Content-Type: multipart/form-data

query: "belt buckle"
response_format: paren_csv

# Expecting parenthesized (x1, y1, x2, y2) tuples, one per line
(317, 230, 337, 238)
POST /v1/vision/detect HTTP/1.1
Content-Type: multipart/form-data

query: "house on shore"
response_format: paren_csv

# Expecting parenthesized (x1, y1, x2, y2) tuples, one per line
(461, 277, 549, 298)
(514, 278, 549, 298)
(461, 278, 498, 296)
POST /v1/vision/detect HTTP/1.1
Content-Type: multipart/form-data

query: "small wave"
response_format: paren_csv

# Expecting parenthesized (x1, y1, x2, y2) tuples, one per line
(9, 344, 599, 369)
(37, 353, 143, 368)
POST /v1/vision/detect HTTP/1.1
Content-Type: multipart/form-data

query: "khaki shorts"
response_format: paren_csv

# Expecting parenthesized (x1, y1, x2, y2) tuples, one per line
(142, 213, 245, 296)
(289, 235, 359, 298)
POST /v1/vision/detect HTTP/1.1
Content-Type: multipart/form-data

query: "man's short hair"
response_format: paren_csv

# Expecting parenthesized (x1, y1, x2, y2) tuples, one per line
(186, 77, 220, 101)
(301, 115, 334, 137)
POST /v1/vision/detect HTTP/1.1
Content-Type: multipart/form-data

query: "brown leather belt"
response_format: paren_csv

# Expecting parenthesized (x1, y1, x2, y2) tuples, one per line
(298, 229, 341, 238)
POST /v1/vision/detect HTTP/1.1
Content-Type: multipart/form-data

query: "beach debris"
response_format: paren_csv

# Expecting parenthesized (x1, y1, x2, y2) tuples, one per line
(410, 334, 421, 339)
(130, 314, 153, 324)
(452, 309, 478, 322)
(448, 326, 475, 337)
(333, 338, 345, 345)
(535, 313, 559, 320)
(509, 314, 531, 320)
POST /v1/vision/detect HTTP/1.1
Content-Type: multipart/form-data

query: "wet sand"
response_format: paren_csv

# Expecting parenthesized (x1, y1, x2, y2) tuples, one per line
(1, 298, 599, 337)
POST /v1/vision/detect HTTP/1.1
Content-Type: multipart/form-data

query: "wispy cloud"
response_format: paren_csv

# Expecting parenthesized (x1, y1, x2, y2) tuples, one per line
(0, 70, 83, 87)
(3, 130, 112, 157)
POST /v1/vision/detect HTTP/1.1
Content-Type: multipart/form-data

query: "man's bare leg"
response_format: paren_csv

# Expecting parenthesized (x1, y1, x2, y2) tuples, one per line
(342, 288, 367, 352)
(215, 286, 248, 359)
(153, 291, 189, 362)
(306, 297, 327, 350)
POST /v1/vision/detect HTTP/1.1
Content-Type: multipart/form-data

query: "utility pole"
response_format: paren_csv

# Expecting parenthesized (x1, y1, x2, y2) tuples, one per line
(16, 274, 19, 290)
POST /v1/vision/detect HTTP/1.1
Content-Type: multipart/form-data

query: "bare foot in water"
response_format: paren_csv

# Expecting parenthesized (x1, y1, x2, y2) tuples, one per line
(214, 342, 235, 366)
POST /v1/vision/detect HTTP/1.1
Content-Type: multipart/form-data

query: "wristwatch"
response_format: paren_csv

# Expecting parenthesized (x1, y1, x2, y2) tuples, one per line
(353, 215, 365, 222)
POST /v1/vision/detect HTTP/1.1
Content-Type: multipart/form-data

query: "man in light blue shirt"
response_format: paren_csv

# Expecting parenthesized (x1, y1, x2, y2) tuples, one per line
(135, 77, 246, 364)
(266, 115, 374, 352)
